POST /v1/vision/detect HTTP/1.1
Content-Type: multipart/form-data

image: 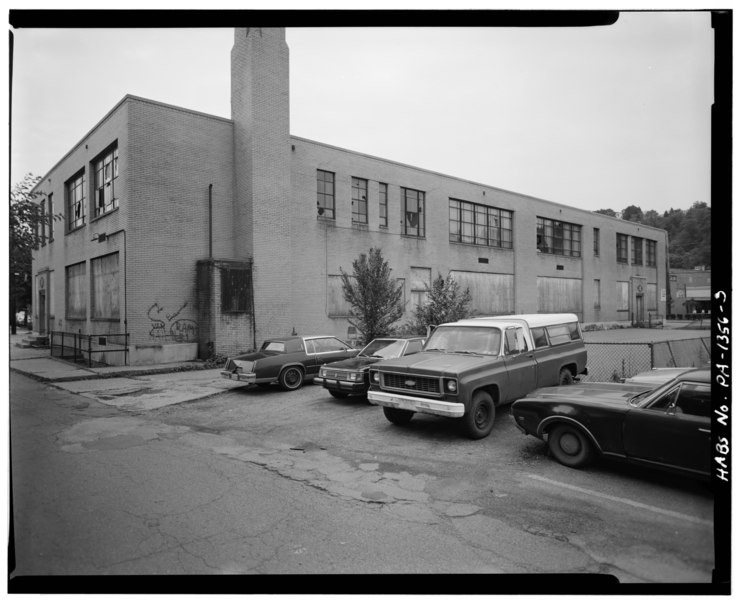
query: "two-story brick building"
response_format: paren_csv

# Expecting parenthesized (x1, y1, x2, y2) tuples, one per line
(30, 27, 669, 365)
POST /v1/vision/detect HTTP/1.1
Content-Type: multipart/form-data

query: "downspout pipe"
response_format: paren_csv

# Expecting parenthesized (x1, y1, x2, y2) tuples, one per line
(208, 184, 213, 259)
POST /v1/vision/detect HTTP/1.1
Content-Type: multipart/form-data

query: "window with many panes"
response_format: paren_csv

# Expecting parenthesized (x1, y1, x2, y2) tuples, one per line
(593, 228, 600, 256)
(94, 145, 118, 218)
(48, 193, 54, 242)
(222, 268, 252, 313)
(536, 217, 581, 257)
(379, 182, 388, 228)
(646, 240, 657, 266)
(39, 199, 47, 246)
(616, 234, 629, 264)
(402, 187, 425, 237)
(316, 170, 335, 219)
(631, 237, 643, 265)
(351, 177, 368, 224)
(66, 171, 86, 231)
(449, 199, 513, 249)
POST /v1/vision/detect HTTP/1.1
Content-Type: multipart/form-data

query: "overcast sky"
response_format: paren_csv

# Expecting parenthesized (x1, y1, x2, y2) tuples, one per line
(10, 11, 714, 215)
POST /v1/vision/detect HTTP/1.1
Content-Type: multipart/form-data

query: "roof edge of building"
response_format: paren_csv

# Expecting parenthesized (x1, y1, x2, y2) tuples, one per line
(32, 95, 232, 191)
(289, 135, 668, 235)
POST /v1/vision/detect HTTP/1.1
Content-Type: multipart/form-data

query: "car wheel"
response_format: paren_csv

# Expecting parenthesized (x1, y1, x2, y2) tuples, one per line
(558, 368, 574, 385)
(548, 424, 594, 468)
(278, 366, 304, 391)
(461, 390, 495, 439)
(383, 406, 414, 426)
(329, 390, 350, 399)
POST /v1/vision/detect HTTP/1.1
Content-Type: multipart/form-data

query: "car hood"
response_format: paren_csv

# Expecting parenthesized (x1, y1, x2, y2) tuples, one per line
(518, 382, 653, 408)
(373, 351, 498, 377)
(324, 356, 380, 370)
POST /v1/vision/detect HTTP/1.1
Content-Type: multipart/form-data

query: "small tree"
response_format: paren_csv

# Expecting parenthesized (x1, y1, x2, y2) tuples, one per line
(411, 273, 473, 334)
(340, 248, 404, 345)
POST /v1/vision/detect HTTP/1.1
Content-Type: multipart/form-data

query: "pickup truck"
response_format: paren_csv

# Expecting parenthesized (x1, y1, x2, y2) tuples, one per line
(367, 313, 588, 439)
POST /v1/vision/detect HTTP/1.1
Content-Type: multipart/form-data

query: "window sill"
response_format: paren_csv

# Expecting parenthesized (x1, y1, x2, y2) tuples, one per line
(91, 206, 120, 223)
(401, 234, 426, 240)
(91, 318, 121, 322)
(450, 240, 513, 251)
(65, 225, 86, 235)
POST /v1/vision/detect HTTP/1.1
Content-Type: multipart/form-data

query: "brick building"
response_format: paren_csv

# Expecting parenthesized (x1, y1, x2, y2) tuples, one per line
(30, 27, 669, 365)
(668, 268, 711, 318)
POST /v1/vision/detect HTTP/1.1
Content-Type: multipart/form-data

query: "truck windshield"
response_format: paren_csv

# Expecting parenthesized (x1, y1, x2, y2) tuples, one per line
(425, 326, 501, 356)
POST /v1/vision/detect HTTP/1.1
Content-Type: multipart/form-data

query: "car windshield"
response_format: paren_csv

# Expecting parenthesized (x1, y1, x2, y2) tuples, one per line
(425, 326, 501, 356)
(261, 341, 286, 353)
(359, 339, 406, 359)
(628, 378, 679, 407)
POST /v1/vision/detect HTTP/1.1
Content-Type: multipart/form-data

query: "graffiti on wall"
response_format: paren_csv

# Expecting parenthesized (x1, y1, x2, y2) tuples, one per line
(147, 301, 199, 342)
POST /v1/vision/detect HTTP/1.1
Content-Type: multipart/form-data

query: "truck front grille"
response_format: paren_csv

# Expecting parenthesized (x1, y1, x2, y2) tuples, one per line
(381, 372, 441, 396)
(323, 369, 350, 381)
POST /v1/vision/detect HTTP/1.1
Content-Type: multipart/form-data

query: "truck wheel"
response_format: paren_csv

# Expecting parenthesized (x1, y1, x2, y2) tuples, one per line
(558, 368, 574, 385)
(329, 390, 350, 399)
(383, 406, 414, 426)
(548, 424, 593, 468)
(279, 366, 304, 391)
(462, 391, 495, 439)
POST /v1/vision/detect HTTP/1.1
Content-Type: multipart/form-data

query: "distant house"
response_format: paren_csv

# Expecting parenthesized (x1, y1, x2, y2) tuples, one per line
(30, 27, 669, 365)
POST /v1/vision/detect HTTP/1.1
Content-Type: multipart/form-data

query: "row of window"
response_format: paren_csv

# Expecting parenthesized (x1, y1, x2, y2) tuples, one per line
(616, 233, 657, 266)
(318, 170, 658, 264)
(39, 144, 119, 244)
(65, 252, 120, 320)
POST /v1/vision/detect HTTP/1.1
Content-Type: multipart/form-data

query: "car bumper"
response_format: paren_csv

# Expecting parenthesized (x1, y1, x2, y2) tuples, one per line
(314, 377, 367, 393)
(367, 390, 464, 418)
(220, 371, 256, 384)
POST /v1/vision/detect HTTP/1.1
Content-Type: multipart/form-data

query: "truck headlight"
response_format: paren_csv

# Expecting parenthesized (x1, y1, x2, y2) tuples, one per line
(320, 368, 327, 378)
(372, 371, 380, 383)
(446, 379, 458, 393)
(349, 372, 361, 381)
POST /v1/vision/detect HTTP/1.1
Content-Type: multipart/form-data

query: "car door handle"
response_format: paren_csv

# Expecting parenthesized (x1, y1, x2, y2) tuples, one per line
(698, 428, 710, 433)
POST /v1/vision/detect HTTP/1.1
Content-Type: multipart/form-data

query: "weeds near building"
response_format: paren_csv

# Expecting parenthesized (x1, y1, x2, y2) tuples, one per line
(340, 248, 404, 346)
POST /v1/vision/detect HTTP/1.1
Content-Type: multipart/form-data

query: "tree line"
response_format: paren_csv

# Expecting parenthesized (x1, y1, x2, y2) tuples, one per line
(595, 201, 711, 269)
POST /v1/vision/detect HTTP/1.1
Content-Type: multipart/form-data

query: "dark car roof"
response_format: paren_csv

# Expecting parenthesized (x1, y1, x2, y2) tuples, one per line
(675, 368, 711, 384)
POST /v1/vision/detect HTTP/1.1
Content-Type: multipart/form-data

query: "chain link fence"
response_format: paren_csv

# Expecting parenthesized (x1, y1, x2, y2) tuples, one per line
(582, 338, 711, 382)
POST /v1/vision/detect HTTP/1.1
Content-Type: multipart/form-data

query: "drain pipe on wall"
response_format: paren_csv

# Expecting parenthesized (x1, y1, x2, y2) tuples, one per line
(208, 184, 213, 259)
(94, 229, 128, 364)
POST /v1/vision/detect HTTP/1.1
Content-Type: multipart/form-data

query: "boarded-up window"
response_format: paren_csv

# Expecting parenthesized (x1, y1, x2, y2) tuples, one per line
(91, 253, 120, 319)
(328, 275, 352, 317)
(66, 262, 87, 320)
(222, 268, 252, 312)
(647, 283, 657, 310)
(410, 267, 431, 311)
(616, 281, 629, 310)
(537, 277, 582, 314)
(450, 271, 514, 315)
(593, 279, 601, 310)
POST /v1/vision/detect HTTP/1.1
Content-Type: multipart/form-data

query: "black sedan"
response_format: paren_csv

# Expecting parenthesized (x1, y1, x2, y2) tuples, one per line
(220, 335, 358, 391)
(314, 337, 425, 399)
(511, 368, 712, 478)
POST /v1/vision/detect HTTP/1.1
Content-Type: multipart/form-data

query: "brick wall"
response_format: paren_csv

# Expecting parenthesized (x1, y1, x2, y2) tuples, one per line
(126, 97, 234, 350)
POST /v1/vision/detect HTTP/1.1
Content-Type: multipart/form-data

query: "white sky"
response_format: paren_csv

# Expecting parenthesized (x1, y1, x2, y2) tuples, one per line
(9, 11, 715, 215)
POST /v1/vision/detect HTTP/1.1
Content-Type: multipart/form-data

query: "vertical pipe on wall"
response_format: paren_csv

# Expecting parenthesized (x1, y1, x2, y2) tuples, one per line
(208, 184, 213, 259)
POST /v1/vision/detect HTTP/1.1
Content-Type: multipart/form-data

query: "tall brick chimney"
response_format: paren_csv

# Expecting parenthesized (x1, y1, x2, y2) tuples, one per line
(231, 27, 292, 344)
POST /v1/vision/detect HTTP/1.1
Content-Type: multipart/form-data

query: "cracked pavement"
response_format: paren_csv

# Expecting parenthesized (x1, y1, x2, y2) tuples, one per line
(10, 371, 715, 586)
